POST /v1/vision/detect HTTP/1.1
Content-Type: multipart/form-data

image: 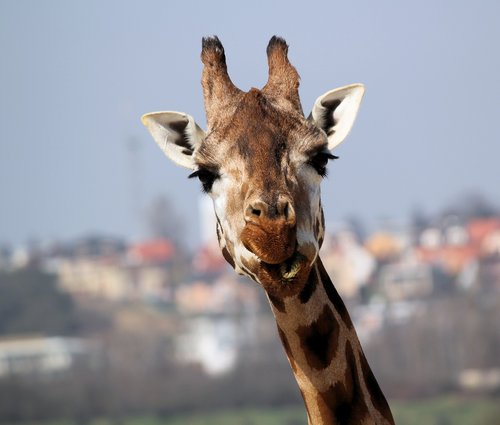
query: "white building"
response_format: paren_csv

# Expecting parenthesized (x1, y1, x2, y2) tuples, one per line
(175, 316, 239, 375)
(0, 336, 87, 377)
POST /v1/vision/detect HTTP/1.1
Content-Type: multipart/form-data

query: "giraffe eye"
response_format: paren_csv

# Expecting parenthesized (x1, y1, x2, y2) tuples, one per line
(188, 168, 219, 193)
(307, 151, 338, 178)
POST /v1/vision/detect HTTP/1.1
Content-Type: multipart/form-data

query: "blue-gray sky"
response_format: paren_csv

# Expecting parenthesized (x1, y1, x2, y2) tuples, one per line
(1, 0, 499, 248)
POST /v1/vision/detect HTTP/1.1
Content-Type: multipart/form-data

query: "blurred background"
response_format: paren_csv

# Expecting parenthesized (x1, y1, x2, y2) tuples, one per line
(1, 1, 499, 424)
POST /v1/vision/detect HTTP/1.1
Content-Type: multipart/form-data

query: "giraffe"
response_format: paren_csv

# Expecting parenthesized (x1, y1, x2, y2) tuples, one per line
(142, 36, 395, 425)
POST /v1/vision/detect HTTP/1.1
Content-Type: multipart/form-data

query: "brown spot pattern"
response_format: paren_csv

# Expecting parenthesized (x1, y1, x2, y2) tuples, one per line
(318, 209, 325, 248)
(359, 348, 395, 423)
(221, 246, 235, 269)
(240, 257, 258, 281)
(317, 260, 354, 329)
(297, 304, 339, 370)
(216, 223, 222, 245)
(314, 341, 370, 424)
(314, 217, 321, 238)
(299, 265, 318, 304)
(268, 293, 286, 313)
(277, 326, 298, 373)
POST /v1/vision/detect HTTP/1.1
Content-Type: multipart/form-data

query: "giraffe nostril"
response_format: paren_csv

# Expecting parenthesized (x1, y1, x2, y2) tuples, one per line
(279, 199, 296, 225)
(245, 197, 295, 224)
(245, 202, 266, 223)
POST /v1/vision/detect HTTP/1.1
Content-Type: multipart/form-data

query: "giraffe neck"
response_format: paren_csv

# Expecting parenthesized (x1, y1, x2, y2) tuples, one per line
(267, 257, 394, 425)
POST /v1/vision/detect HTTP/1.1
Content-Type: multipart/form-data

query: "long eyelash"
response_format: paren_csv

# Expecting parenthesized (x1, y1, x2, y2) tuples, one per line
(324, 152, 339, 161)
(188, 168, 219, 193)
(308, 151, 339, 178)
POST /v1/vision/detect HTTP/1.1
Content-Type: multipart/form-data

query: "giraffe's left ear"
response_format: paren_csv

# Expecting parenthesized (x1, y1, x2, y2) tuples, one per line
(141, 111, 205, 169)
(308, 84, 365, 150)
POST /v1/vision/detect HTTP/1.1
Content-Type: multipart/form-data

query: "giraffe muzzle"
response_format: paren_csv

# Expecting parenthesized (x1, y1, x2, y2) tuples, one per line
(240, 219, 296, 265)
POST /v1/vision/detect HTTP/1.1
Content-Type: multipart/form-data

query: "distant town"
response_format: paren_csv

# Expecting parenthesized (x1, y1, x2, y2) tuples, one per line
(0, 193, 499, 420)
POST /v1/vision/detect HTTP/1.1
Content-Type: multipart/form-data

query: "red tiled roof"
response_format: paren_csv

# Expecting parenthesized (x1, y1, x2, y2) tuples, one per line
(468, 218, 500, 245)
(416, 217, 500, 273)
(129, 239, 175, 263)
(193, 244, 227, 273)
(416, 245, 477, 274)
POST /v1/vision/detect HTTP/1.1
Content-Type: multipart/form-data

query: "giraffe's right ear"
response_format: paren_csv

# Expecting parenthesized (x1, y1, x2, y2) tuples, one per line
(141, 111, 206, 169)
(308, 84, 365, 150)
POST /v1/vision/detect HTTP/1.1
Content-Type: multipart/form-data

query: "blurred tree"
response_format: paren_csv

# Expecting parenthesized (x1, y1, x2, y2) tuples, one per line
(345, 214, 367, 242)
(145, 195, 185, 245)
(0, 269, 79, 336)
(410, 206, 430, 243)
(365, 293, 500, 398)
(441, 191, 499, 222)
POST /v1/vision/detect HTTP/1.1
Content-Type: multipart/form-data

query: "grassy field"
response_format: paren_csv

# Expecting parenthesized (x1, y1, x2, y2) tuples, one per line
(120, 397, 500, 425)
(96, 396, 500, 425)
(391, 396, 500, 425)
(9, 396, 500, 425)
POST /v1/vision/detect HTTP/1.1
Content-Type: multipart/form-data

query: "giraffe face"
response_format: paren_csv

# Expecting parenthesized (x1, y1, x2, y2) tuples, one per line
(193, 89, 328, 295)
(142, 36, 364, 298)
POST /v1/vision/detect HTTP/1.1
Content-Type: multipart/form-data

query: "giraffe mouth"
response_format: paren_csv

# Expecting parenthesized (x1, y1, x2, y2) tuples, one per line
(260, 250, 307, 283)
(280, 251, 306, 280)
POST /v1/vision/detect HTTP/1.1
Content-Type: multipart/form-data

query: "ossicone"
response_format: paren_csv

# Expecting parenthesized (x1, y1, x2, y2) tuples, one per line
(200, 35, 242, 129)
(263, 35, 303, 114)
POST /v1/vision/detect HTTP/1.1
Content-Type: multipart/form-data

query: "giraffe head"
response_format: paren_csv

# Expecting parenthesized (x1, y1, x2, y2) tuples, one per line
(142, 36, 364, 298)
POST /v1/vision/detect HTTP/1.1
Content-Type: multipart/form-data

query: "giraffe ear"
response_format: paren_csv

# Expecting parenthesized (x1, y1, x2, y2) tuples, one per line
(309, 84, 365, 150)
(141, 111, 206, 169)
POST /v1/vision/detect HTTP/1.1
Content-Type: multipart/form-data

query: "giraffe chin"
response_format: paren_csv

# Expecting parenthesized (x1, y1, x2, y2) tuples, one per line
(257, 251, 312, 298)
